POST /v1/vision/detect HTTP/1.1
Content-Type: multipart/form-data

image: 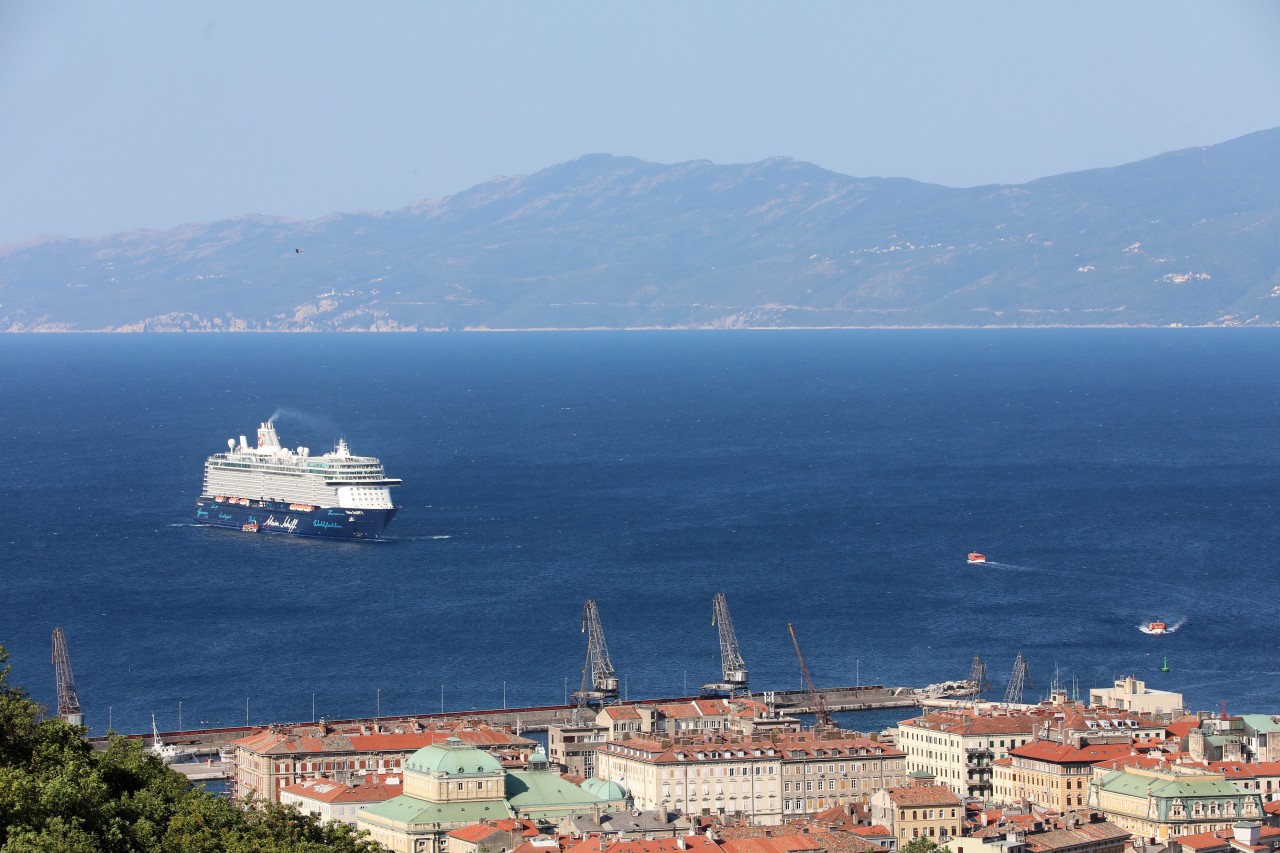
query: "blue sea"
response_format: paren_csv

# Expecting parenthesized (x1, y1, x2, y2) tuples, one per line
(1, 331, 1278, 737)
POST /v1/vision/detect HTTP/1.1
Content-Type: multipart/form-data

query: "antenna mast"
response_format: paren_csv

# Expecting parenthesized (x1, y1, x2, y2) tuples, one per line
(788, 623, 833, 730)
(1003, 652, 1032, 706)
(702, 593, 749, 697)
(571, 600, 619, 721)
(51, 628, 84, 727)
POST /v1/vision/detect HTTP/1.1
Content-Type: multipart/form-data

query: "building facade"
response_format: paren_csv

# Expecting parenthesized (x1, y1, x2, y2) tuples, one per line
(231, 720, 536, 802)
(1088, 678, 1183, 718)
(594, 731, 905, 826)
(898, 711, 1038, 798)
(992, 742, 1151, 811)
(356, 738, 627, 853)
(869, 773, 964, 845)
(1087, 765, 1265, 843)
(279, 774, 402, 826)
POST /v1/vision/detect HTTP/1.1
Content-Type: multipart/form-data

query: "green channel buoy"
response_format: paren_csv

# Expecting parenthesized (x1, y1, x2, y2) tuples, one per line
(1161, 656, 1170, 673)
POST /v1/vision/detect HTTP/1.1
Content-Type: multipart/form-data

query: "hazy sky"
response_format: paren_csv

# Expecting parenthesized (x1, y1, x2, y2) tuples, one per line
(3, 1, 1279, 246)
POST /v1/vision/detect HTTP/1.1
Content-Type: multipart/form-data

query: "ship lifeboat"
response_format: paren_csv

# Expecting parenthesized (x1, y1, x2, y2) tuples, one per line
(214, 496, 226, 502)
(289, 503, 315, 512)
(241, 523, 259, 533)
(1147, 621, 1167, 634)
(967, 552, 986, 564)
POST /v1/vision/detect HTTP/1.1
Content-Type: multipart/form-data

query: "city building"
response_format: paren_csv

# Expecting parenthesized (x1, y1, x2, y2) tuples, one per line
(445, 818, 540, 853)
(717, 822, 881, 853)
(549, 699, 799, 779)
(356, 738, 628, 853)
(231, 719, 537, 802)
(945, 814, 1129, 853)
(593, 731, 905, 825)
(1088, 678, 1183, 718)
(897, 710, 1039, 798)
(992, 742, 1160, 811)
(1086, 765, 1265, 843)
(563, 836, 723, 853)
(557, 810, 693, 840)
(1239, 717, 1280, 763)
(1207, 762, 1280, 802)
(900, 702, 1174, 800)
(869, 772, 964, 844)
(1168, 822, 1280, 853)
(279, 773, 403, 825)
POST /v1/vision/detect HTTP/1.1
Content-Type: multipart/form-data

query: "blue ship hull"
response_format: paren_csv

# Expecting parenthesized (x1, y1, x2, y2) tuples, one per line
(193, 498, 396, 540)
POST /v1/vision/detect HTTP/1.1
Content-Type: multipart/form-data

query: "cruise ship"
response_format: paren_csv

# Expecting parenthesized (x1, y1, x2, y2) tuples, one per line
(193, 422, 401, 540)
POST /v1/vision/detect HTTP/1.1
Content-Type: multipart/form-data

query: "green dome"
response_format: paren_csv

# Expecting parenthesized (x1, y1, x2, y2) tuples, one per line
(405, 736, 504, 776)
(580, 777, 628, 801)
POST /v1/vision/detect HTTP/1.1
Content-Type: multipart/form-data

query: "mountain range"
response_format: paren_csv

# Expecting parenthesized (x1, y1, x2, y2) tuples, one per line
(3, 128, 1279, 331)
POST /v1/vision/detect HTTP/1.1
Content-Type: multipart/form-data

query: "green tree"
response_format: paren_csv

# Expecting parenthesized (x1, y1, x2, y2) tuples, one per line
(902, 838, 944, 853)
(0, 644, 387, 853)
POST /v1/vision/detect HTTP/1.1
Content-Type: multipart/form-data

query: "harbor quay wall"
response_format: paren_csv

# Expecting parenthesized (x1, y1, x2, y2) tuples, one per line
(91, 684, 922, 752)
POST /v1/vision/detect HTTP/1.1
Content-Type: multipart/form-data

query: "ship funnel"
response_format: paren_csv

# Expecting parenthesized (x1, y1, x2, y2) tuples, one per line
(257, 422, 281, 450)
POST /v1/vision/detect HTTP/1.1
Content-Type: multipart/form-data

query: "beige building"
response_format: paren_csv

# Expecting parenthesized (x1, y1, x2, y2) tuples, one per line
(594, 730, 903, 826)
(901, 703, 1170, 800)
(231, 720, 536, 802)
(279, 773, 402, 826)
(1087, 765, 1264, 843)
(992, 742, 1157, 810)
(869, 772, 964, 844)
(1089, 677, 1184, 717)
(549, 699, 798, 778)
(898, 710, 1038, 798)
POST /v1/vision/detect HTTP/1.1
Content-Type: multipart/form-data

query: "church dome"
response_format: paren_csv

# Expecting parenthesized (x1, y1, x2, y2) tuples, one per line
(405, 735, 504, 776)
(580, 776, 629, 801)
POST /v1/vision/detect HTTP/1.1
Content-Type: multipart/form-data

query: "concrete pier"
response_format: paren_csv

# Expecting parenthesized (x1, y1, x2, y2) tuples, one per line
(93, 684, 923, 757)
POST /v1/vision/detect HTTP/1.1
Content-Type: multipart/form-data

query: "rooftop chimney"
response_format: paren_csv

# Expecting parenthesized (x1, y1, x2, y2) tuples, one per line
(1234, 823, 1261, 847)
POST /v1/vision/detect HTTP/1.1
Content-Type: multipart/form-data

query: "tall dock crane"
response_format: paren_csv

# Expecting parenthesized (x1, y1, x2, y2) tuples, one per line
(787, 623, 833, 730)
(1003, 652, 1032, 706)
(51, 627, 84, 727)
(701, 592, 749, 697)
(966, 654, 991, 705)
(571, 600, 619, 719)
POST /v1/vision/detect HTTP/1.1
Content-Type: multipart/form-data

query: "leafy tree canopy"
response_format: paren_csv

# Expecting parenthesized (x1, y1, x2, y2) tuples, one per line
(0, 644, 386, 852)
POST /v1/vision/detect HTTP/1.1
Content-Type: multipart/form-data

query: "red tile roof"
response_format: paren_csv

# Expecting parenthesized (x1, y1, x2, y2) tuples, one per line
(279, 773, 402, 804)
(884, 783, 962, 807)
(1172, 826, 1280, 851)
(565, 836, 722, 853)
(1009, 741, 1145, 764)
(602, 732, 901, 764)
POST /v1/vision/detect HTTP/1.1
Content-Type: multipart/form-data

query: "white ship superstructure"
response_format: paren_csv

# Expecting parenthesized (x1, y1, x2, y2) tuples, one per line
(203, 422, 400, 509)
(195, 422, 401, 539)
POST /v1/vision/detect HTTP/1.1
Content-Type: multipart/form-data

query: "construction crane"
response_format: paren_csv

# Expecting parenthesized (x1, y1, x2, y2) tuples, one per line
(1003, 652, 1032, 706)
(966, 654, 991, 704)
(787, 623, 833, 730)
(570, 600, 619, 719)
(701, 593, 749, 697)
(51, 627, 84, 727)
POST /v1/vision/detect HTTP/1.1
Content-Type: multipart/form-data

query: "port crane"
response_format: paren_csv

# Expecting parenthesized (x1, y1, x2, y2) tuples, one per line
(571, 600, 619, 720)
(966, 654, 991, 705)
(51, 627, 84, 727)
(787, 622, 833, 730)
(1003, 651, 1032, 706)
(701, 593, 749, 697)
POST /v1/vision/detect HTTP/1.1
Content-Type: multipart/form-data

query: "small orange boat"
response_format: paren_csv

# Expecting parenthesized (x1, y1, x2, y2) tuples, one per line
(1147, 621, 1167, 634)
(967, 552, 986, 564)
